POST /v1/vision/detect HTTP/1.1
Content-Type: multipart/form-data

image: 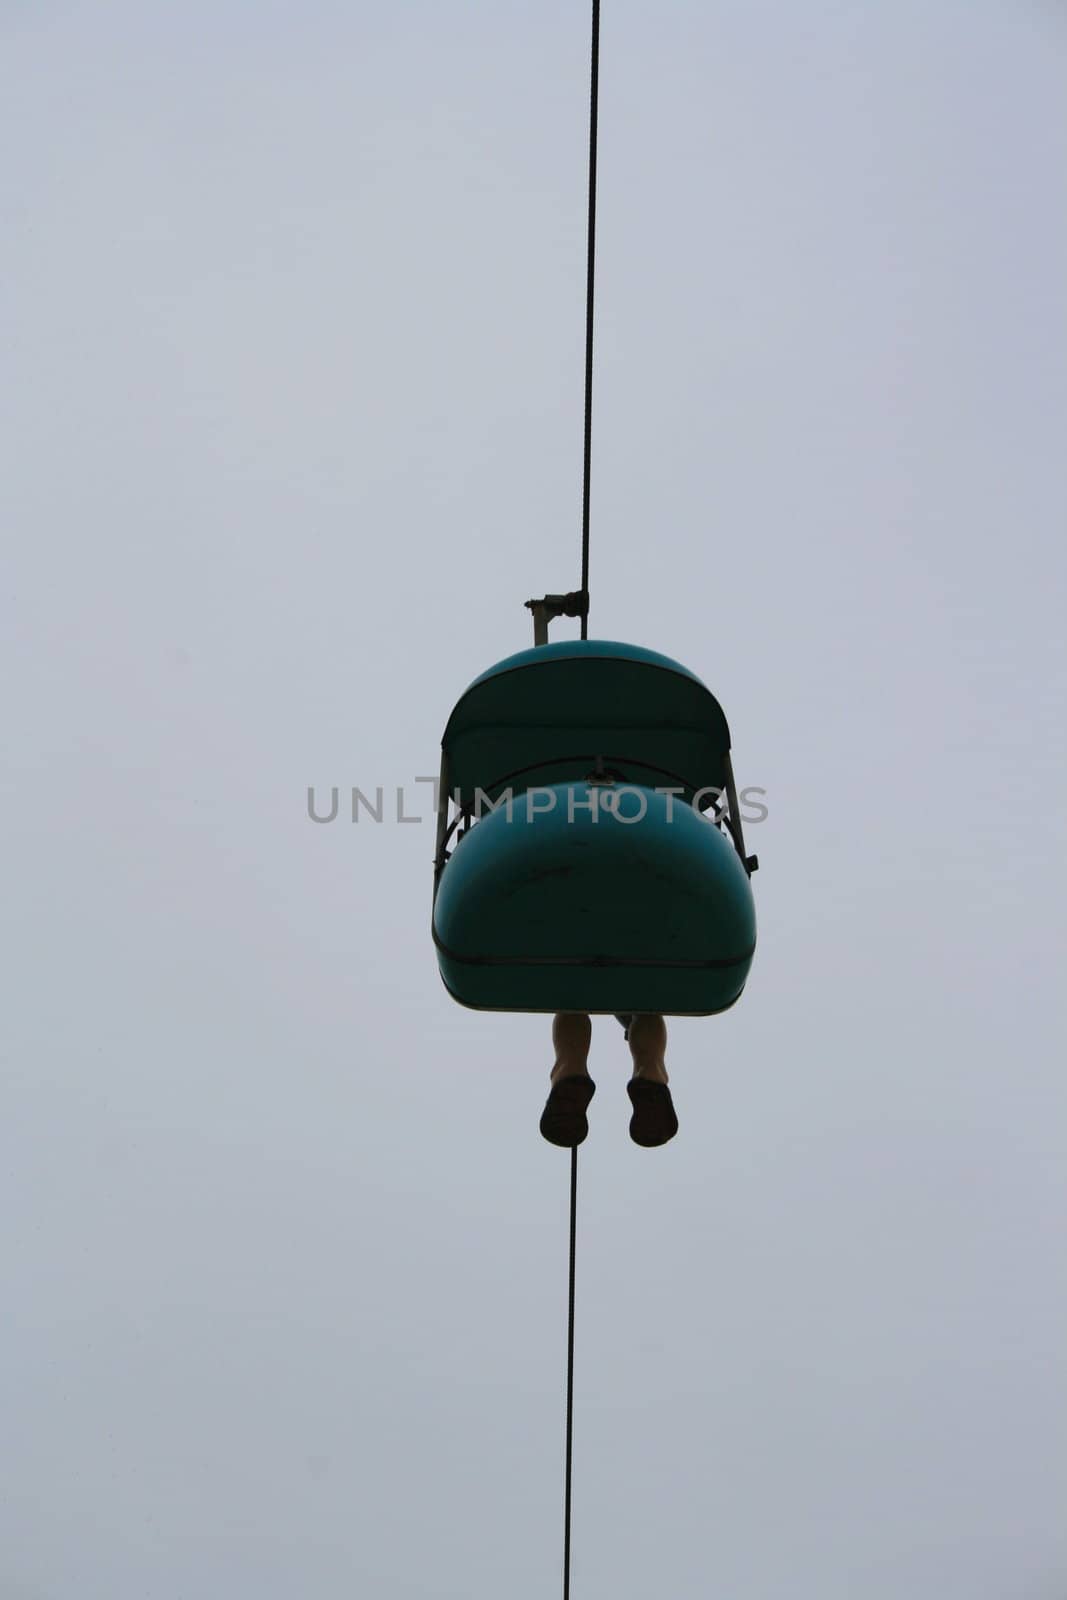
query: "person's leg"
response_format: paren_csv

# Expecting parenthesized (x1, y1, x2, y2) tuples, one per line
(541, 1013, 595, 1147)
(625, 1014, 678, 1146)
(626, 1013, 668, 1084)
(551, 1012, 593, 1085)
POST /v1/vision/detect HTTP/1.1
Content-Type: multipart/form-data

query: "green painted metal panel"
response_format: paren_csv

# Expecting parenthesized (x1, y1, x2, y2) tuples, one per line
(433, 782, 755, 1015)
(442, 639, 732, 807)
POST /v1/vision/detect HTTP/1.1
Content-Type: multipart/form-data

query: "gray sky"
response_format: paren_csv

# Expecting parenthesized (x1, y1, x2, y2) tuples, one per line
(3, 2, 1065, 1596)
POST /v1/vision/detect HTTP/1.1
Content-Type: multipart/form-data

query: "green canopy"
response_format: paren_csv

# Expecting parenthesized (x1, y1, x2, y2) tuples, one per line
(441, 639, 732, 807)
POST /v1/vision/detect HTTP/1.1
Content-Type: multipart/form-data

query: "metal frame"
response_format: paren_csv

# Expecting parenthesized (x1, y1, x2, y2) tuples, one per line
(524, 590, 588, 646)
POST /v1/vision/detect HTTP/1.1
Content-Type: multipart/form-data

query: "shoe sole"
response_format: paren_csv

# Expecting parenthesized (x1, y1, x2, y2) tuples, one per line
(540, 1077, 596, 1148)
(627, 1079, 678, 1147)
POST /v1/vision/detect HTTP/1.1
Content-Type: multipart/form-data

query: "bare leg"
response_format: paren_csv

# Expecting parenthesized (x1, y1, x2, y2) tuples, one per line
(625, 1013, 677, 1146)
(627, 1014, 668, 1084)
(550, 1012, 593, 1085)
(541, 1013, 595, 1147)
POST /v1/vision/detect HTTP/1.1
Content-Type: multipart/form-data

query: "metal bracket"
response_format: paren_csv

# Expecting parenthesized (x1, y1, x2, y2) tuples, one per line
(524, 590, 589, 646)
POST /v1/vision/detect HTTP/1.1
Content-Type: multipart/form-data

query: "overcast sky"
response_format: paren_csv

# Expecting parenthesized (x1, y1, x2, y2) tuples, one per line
(3, 3, 1065, 1596)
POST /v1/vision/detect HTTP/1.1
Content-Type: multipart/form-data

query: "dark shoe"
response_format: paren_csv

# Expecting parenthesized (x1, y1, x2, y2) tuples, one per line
(627, 1078, 678, 1147)
(540, 1075, 596, 1148)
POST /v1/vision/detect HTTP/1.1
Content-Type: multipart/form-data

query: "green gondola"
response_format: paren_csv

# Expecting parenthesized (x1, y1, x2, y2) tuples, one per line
(432, 638, 757, 1014)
